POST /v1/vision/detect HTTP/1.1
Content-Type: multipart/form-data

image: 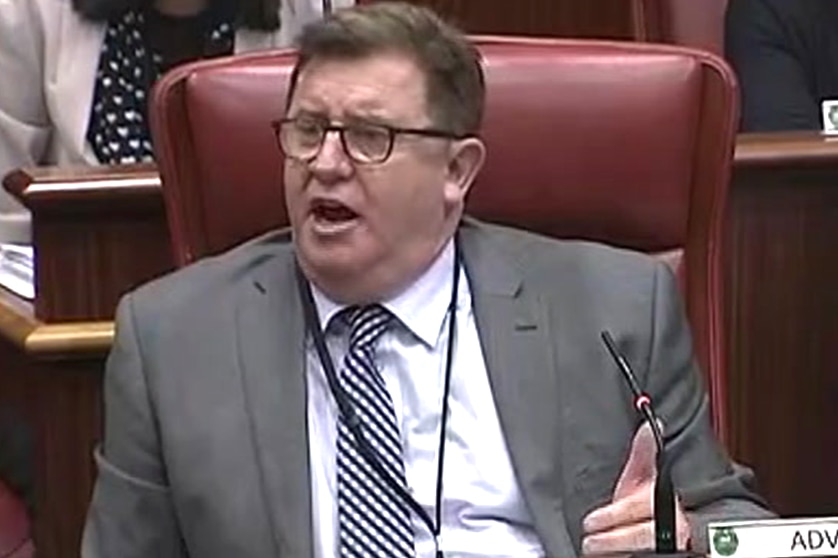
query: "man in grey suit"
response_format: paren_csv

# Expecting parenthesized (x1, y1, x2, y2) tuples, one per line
(82, 3, 772, 557)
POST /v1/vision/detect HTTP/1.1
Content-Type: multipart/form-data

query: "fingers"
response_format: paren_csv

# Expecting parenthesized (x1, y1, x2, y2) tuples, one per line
(583, 491, 692, 553)
(581, 422, 692, 554)
(613, 421, 659, 500)
(582, 520, 655, 555)
(583, 484, 654, 534)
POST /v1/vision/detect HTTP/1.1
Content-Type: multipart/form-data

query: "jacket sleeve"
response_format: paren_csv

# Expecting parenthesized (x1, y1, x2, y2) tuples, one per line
(0, 0, 51, 178)
(0, 0, 51, 241)
(81, 295, 187, 558)
(644, 263, 775, 553)
(725, 0, 820, 131)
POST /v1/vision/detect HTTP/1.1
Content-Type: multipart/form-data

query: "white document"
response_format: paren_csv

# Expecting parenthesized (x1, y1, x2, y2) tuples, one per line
(822, 99, 838, 134)
(0, 243, 34, 300)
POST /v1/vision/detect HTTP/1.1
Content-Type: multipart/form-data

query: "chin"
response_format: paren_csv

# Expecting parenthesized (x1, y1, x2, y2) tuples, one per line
(297, 242, 375, 297)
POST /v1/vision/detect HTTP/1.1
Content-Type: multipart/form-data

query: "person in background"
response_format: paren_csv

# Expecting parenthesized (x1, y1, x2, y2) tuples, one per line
(725, 0, 838, 132)
(0, 0, 353, 243)
(83, 3, 773, 557)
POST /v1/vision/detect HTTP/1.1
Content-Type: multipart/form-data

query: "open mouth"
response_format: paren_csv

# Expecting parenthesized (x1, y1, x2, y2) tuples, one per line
(310, 199, 359, 231)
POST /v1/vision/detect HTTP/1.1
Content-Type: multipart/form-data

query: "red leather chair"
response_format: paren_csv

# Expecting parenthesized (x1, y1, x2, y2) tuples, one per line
(633, 0, 729, 55)
(0, 480, 32, 558)
(150, 38, 738, 442)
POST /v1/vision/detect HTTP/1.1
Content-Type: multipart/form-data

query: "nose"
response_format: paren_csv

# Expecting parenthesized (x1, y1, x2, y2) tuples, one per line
(309, 129, 353, 181)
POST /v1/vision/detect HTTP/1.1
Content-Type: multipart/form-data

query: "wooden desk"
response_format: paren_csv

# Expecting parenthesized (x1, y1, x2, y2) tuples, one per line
(0, 165, 171, 558)
(0, 296, 108, 558)
(3, 165, 171, 321)
(724, 132, 838, 516)
(2, 132, 838, 557)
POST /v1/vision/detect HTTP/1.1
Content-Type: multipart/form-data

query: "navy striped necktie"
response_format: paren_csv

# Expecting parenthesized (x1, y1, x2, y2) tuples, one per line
(336, 304, 414, 558)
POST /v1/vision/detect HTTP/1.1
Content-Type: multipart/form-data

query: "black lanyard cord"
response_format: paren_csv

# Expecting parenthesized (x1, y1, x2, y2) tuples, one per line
(296, 237, 461, 557)
(434, 239, 460, 536)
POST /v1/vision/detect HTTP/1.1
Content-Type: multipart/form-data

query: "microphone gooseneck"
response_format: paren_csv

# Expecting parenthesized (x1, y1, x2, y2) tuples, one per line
(600, 331, 678, 555)
(600, 332, 667, 458)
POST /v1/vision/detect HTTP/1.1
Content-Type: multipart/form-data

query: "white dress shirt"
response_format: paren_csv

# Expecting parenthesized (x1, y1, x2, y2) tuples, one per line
(306, 239, 546, 558)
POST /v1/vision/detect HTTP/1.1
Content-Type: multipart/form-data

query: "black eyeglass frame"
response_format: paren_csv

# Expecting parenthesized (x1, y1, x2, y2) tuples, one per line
(270, 117, 473, 164)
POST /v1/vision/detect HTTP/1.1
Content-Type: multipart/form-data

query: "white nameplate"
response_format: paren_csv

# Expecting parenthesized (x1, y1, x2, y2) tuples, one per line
(709, 517, 838, 558)
(821, 99, 838, 134)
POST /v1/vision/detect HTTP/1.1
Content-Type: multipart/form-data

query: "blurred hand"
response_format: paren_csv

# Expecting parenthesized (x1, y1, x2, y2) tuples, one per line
(581, 422, 690, 554)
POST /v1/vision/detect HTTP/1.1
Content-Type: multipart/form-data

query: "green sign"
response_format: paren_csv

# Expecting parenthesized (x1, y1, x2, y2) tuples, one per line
(713, 527, 740, 557)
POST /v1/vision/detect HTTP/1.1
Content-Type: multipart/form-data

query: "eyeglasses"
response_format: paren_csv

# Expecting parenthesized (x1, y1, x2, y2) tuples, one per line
(271, 116, 469, 164)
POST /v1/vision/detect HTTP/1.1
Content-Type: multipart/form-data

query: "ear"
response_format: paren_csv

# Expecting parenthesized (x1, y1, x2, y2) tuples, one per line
(443, 137, 486, 206)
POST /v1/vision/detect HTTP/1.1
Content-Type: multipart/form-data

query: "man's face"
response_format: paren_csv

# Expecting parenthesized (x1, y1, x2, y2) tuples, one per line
(284, 52, 482, 303)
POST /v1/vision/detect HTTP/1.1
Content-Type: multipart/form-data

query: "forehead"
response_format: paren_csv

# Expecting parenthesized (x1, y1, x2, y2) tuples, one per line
(289, 52, 430, 120)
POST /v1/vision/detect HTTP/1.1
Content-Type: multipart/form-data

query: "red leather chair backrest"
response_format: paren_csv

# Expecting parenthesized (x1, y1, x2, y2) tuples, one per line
(633, 0, 730, 55)
(150, 37, 738, 441)
(0, 480, 32, 558)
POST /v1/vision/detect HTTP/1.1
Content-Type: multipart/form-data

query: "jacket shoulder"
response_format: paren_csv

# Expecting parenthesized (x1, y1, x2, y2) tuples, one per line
(127, 229, 294, 314)
(464, 219, 663, 282)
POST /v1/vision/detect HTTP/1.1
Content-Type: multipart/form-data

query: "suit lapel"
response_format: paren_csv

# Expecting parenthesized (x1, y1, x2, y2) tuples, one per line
(236, 249, 314, 558)
(461, 223, 576, 556)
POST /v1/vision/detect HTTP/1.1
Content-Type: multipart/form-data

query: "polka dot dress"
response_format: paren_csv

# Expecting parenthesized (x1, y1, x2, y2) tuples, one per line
(86, 8, 234, 165)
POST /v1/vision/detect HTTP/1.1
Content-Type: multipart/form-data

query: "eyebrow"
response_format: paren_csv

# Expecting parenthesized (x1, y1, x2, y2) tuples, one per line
(291, 109, 407, 128)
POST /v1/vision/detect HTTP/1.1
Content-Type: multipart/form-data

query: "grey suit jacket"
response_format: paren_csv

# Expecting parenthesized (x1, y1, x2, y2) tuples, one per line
(82, 220, 771, 558)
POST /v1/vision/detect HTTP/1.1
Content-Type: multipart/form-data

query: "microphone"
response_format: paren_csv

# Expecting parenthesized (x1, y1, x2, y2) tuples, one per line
(600, 331, 699, 558)
(322, 0, 332, 15)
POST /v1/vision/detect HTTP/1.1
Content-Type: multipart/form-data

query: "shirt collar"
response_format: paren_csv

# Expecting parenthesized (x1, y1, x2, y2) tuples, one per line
(310, 238, 456, 348)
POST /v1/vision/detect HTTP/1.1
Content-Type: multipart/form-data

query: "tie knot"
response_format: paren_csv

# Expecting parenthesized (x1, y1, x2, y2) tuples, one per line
(345, 304, 392, 350)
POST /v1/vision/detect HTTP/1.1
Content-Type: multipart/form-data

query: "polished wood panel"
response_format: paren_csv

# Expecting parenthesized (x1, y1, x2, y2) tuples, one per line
(0, 296, 104, 558)
(725, 132, 838, 515)
(1, 166, 172, 558)
(365, 0, 636, 38)
(4, 165, 173, 321)
(632, 0, 727, 54)
(365, 0, 729, 53)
